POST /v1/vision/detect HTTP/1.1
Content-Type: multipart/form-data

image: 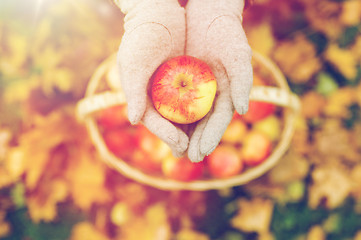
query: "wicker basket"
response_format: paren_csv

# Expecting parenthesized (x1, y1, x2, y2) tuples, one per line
(76, 51, 300, 191)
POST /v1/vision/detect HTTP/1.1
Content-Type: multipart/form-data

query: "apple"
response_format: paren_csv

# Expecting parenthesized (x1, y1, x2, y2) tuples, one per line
(128, 126, 172, 173)
(240, 73, 276, 123)
(206, 145, 243, 178)
(103, 128, 137, 159)
(97, 105, 129, 129)
(242, 101, 276, 123)
(136, 127, 172, 162)
(151, 55, 217, 124)
(131, 150, 163, 173)
(252, 115, 281, 141)
(241, 131, 272, 166)
(221, 118, 248, 145)
(162, 155, 204, 181)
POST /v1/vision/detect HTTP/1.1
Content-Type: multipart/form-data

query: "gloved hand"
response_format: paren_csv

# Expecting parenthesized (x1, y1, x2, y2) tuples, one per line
(115, 0, 188, 156)
(185, 0, 253, 162)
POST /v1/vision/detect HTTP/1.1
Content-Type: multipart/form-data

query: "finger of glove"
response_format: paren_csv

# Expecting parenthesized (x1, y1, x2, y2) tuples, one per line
(205, 15, 253, 115)
(117, 23, 172, 125)
(142, 101, 189, 157)
(188, 91, 234, 163)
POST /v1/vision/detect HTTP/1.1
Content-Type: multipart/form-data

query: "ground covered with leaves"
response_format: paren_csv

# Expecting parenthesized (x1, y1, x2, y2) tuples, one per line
(1, 0, 361, 239)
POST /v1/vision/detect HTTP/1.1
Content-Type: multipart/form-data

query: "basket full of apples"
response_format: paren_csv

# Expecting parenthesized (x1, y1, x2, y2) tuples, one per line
(76, 51, 300, 191)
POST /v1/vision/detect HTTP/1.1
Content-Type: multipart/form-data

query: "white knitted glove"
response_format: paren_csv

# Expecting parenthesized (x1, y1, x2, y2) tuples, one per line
(186, 0, 253, 162)
(116, 0, 188, 156)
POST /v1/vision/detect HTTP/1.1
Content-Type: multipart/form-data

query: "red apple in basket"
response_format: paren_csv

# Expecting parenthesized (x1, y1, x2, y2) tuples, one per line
(242, 74, 276, 123)
(151, 56, 217, 124)
(133, 127, 171, 171)
(103, 128, 137, 159)
(162, 155, 204, 181)
(206, 145, 244, 178)
(97, 105, 129, 129)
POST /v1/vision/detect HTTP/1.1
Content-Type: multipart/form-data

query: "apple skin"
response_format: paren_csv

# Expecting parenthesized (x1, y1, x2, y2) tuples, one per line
(97, 105, 129, 129)
(253, 115, 281, 141)
(162, 156, 204, 181)
(206, 145, 243, 178)
(241, 131, 272, 166)
(103, 128, 137, 159)
(130, 126, 171, 173)
(242, 101, 276, 123)
(221, 114, 248, 145)
(241, 73, 276, 123)
(151, 55, 217, 124)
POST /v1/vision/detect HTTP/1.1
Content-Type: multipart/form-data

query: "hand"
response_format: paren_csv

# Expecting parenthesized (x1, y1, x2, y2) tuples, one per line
(116, 0, 188, 156)
(185, 0, 253, 162)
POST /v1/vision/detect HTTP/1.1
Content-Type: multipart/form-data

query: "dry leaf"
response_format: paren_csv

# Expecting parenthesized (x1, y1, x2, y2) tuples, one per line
(308, 164, 352, 209)
(231, 198, 274, 233)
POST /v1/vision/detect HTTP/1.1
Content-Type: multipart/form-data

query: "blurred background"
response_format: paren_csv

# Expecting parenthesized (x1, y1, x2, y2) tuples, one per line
(0, 0, 361, 239)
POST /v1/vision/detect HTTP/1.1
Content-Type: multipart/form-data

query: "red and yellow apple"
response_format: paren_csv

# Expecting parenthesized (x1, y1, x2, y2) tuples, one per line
(242, 101, 276, 123)
(206, 145, 244, 178)
(253, 115, 281, 141)
(221, 116, 248, 145)
(97, 105, 129, 129)
(151, 55, 217, 124)
(241, 73, 276, 123)
(241, 131, 272, 166)
(162, 155, 204, 181)
(103, 128, 137, 159)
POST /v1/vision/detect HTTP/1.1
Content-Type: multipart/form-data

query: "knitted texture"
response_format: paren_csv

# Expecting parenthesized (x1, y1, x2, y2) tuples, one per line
(186, 0, 252, 162)
(116, 0, 188, 156)
(115, 0, 252, 162)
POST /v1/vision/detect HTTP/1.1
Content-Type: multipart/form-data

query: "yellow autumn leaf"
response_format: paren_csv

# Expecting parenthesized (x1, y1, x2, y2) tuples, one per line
(3, 75, 39, 104)
(323, 87, 357, 118)
(268, 150, 310, 184)
(175, 228, 210, 240)
(5, 147, 26, 180)
(308, 164, 352, 209)
(301, 0, 344, 40)
(314, 119, 360, 163)
(70, 222, 109, 240)
(231, 198, 274, 233)
(324, 44, 358, 80)
(273, 34, 321, 83)
(355, 231, 361, 240)
(27, 178, 68, 223)
(307, 225, 326, 240)
(340, 0, 361, 26)
(17, 113, 71, 190)
(41, 67, 74, 96)
(246, 22, 275, 56)
(0, 129, 11, 161)
(120, 203, 171, 240)
(0, 211, 10, 238)
(350, 164, 361, 201)
(65, 150, 110, 210)
(0, 167, 15, 189)
(0, 28, 28, 77)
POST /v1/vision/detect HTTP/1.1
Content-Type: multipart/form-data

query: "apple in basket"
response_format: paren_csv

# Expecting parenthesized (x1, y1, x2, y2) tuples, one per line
(206, 145, 244, 178)
(242, 74, 276, 123)
(241, 131, 272, 166)
(151, 55, 217, 124)
(162, 155, 204, 181)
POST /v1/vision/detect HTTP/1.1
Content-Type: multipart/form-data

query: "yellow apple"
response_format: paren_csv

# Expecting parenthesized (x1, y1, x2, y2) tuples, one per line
(151, 56, 217, 124)
(222, 116, 248, 144)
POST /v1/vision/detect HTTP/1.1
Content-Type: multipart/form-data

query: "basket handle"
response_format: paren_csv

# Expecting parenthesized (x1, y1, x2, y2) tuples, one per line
(249, 86, 300, 112)
(76, 86, 300, 121)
